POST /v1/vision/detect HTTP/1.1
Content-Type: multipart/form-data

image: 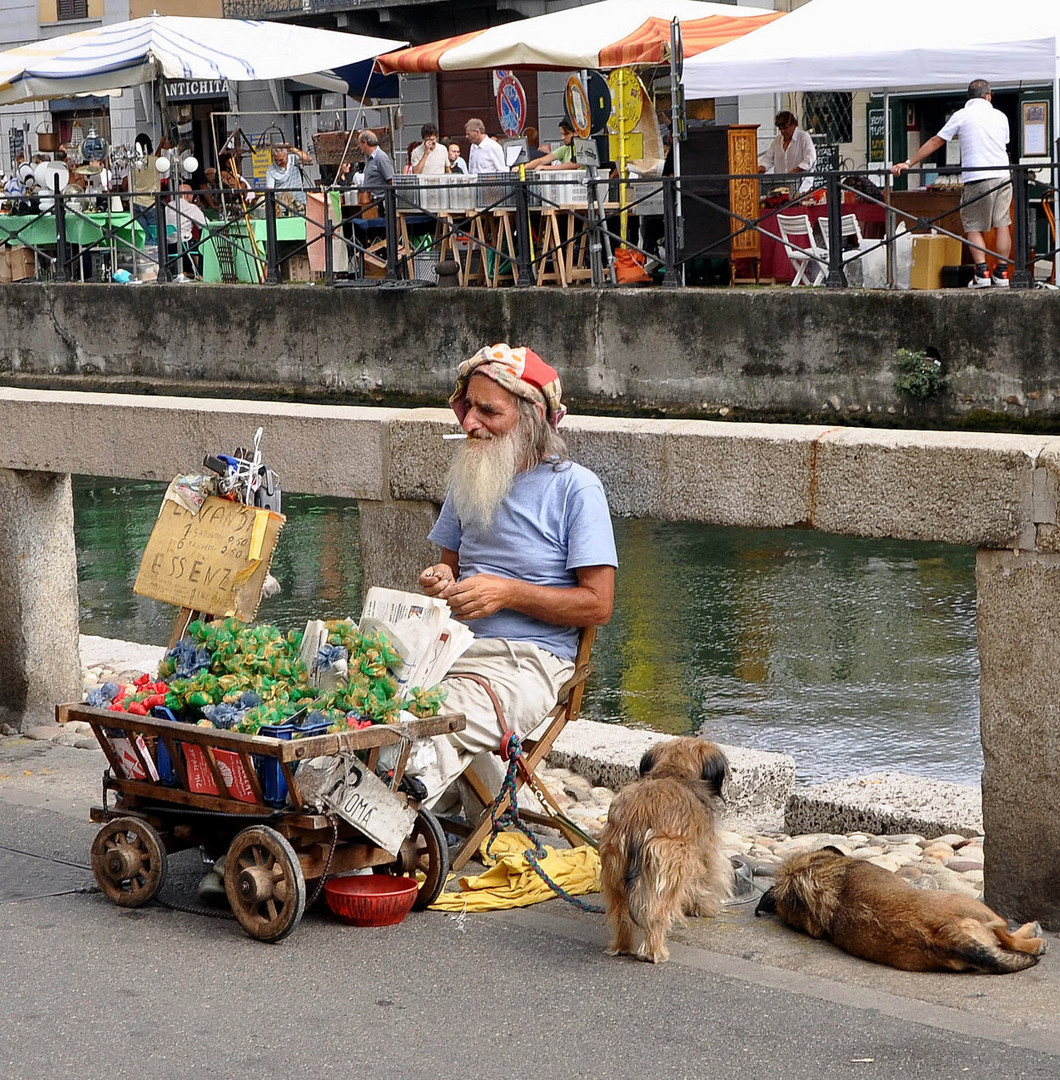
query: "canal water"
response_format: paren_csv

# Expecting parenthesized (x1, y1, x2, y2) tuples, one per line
(74, 479, 982, 787)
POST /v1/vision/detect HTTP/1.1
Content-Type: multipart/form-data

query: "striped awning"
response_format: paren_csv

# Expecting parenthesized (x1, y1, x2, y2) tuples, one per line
(0, 15, 406, 105)
(379, 0, 784, 74)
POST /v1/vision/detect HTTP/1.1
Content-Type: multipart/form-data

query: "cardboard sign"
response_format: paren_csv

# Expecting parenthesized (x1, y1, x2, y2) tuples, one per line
(134, 493, 284, 621)
(300, 754, 416, 855)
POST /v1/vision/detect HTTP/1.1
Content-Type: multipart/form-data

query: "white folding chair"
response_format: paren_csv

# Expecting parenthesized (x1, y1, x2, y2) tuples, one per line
(777, 213, 826, 286)
(819, 213, 872, 260)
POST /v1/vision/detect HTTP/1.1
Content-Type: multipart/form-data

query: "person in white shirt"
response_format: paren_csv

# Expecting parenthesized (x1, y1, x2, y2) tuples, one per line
(464, 118, 507, 175)
(892, 79, 1012, 289)
(164, 184, 208, 279)
(758, 111, 817, 195)
(410, 123, 448, 175)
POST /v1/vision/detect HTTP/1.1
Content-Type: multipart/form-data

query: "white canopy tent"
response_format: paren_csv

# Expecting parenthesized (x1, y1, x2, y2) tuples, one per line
(683, 0, 1060, 283)
(682, 0, 1060, 97)
(0, 16, 407, 106)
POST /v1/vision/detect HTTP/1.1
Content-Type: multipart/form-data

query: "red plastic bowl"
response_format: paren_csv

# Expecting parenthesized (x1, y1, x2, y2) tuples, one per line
(324, 874, 419, 927)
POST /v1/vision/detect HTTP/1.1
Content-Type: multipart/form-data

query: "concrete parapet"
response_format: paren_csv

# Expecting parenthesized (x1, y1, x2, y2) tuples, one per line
(811, 428, 1053, 549)
(549, 718, 796, 822)
(784, 772, 983, 839)
(977, 548, 1060, 929)
(0, 389, 403, 501)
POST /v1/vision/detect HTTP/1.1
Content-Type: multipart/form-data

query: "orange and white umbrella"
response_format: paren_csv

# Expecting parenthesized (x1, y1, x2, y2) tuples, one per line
(378, 0, 784, 73)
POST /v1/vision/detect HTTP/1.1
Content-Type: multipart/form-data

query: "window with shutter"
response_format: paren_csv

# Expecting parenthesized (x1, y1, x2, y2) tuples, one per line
(57, 0, 89, 21)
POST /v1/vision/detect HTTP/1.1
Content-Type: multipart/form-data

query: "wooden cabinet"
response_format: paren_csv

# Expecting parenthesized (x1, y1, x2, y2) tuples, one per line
(678, 124, 760, 268)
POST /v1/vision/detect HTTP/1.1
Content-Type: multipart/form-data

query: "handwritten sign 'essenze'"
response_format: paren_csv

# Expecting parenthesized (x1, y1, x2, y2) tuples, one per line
(134, 492, 283, 621)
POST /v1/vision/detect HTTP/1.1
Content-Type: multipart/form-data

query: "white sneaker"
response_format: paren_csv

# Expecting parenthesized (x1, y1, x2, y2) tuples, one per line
(967, 272, 992, 289)
(992, 272, 1010, 288)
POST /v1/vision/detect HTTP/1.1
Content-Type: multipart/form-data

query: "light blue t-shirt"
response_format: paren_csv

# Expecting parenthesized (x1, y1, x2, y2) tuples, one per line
(429, 460, 617, 661)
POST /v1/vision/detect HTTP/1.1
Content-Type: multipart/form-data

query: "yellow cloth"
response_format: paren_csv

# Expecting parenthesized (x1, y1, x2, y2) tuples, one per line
(429, 831, 601, 912)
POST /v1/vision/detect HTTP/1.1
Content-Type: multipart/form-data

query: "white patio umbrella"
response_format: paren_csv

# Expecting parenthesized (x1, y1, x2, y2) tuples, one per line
(0, 15, 407, 105)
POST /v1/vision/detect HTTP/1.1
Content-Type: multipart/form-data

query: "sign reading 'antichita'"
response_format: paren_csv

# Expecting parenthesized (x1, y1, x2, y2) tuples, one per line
(164, 79, 230, 101)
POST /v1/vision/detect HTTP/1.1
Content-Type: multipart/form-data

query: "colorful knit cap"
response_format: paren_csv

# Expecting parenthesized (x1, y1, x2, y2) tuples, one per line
(449, 344, 568, 430)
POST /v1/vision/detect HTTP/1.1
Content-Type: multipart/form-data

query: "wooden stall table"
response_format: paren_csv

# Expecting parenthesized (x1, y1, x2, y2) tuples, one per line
(758, 201, 886, 283)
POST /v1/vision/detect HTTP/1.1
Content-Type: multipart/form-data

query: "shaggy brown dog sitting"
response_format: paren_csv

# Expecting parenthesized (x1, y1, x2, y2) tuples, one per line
(756, 847, 1046, 974)
(599, 737, 732, 963)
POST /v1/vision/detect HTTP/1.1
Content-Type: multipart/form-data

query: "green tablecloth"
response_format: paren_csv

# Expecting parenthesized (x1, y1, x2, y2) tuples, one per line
(0, 210, 143, 249)
(199, 216, 307, 283)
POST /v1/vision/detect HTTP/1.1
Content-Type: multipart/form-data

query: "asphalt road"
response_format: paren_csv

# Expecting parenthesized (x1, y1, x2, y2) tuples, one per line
(3, 736, 1060, 1080)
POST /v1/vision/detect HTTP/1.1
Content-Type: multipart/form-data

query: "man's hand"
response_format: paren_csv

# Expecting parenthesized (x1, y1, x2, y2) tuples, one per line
(443, 574, 510, 621)
(419, 563, 455, 599)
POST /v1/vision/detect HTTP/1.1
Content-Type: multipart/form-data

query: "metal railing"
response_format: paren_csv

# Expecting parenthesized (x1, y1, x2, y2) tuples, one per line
(2, 164, 1054, 290)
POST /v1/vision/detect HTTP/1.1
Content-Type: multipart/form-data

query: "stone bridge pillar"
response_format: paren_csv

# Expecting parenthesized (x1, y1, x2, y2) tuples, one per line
(357, 499, 440, 593)
(0, 469, 82, 726)
(977, 548, 1060, 930)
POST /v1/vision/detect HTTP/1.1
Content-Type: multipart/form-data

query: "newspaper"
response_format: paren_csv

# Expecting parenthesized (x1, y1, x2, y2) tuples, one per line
(358, 586, 474, 690)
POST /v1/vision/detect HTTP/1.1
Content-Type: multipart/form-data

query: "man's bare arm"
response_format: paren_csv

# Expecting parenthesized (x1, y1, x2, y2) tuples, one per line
(422, 558, 614, 627)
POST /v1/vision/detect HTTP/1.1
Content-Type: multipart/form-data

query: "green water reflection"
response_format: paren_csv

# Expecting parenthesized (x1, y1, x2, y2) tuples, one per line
(73, 480, 980, 786)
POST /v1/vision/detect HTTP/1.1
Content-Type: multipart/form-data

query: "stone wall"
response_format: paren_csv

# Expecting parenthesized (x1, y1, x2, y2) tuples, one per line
(3, 284, 1060, 427)
(0, 388, 1058, 926)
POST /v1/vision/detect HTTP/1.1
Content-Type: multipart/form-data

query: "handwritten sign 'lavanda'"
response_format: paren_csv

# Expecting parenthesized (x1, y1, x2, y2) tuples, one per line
(134, 493, 284, 621)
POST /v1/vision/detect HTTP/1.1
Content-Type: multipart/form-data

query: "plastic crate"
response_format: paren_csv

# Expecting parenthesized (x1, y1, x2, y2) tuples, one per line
(445, 175, 476, 212)
(255, 717, 333, 806)
(531, 170, 584, 209)
(392, 174, 420, 210)
(419, 175, 449, 212)
(413, 250, 439, 282)
(475, 172, 515, 209)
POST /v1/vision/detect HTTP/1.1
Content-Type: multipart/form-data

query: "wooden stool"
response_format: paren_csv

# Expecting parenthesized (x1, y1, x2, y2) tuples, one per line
(564, 208, 595, 285)
(534, 209, 567, 287)
(488, 209, 517, 287)
(459, 212, 490, 286)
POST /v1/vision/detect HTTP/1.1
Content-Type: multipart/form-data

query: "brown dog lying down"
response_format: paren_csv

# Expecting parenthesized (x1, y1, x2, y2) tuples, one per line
(756, 847, 1046, 974)
(599, 737, 732, 964)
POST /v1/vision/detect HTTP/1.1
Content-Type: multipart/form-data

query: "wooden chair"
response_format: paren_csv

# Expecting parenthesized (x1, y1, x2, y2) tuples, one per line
(443, 625, 598, 871)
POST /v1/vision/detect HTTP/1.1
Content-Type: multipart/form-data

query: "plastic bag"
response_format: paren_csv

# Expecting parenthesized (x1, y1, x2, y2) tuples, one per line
(859, 222, 913, 289)
(613, 245, 651, 285)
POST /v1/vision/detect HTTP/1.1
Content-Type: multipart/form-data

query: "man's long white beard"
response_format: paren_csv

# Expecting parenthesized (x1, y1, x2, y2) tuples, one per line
(447, 431, 523, 530)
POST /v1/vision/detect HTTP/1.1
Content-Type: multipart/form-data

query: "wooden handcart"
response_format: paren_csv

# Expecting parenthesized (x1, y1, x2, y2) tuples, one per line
(57, 703, 464, 942)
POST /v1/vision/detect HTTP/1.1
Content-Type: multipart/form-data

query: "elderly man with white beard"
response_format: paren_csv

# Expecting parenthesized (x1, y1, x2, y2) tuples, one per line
(415, 344, 617, 815)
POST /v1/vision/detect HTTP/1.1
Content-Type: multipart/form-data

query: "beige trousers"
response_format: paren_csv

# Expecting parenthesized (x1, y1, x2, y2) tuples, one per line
(420, 637, 574, 813)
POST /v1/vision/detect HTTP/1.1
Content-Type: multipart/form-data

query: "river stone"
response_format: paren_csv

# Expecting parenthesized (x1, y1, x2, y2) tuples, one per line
(784, 772, 982, 837)
(549, 718, 796, 818)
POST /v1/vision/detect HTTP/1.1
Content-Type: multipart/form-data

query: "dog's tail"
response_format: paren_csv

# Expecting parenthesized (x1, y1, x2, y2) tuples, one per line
(952, 939, 1041, 974)
(624, 838, 645, 926)
(755, 886, 777, 917)
(625, 836, 699, 929)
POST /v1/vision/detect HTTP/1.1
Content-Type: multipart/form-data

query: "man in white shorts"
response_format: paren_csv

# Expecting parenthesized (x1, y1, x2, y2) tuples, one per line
(416, 344, 617, 813)
(892, 79, 1012, 288)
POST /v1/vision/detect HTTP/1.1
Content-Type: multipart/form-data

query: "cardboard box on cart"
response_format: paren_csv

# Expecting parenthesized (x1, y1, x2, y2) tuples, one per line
(910, 233, 962, 289)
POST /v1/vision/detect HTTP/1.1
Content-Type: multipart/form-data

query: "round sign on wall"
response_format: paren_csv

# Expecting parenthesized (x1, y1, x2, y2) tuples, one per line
(496, 74, 527, 137)
(565, 75, 592, 138)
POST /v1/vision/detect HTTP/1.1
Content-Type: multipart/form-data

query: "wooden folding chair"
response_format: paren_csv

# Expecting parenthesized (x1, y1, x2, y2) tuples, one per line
(443, 625, 598, 871)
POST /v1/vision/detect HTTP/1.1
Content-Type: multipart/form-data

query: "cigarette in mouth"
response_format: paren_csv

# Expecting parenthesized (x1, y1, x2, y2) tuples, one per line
(442, 433, 468, 440)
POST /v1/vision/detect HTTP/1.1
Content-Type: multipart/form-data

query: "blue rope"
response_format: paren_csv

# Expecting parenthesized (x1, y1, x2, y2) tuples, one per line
(486, 734, 604, 915)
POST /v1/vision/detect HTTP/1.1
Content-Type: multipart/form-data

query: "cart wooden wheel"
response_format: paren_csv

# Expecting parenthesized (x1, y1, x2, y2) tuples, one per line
(224, 825, 306, 943)
(380, 807, 448, 910)
(91, 817, 168, 908)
